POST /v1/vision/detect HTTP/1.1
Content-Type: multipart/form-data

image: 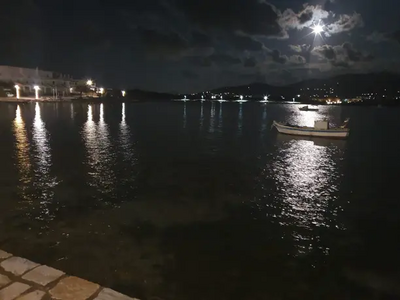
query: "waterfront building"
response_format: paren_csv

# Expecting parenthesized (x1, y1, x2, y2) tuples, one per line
(0, 65, 78, 97)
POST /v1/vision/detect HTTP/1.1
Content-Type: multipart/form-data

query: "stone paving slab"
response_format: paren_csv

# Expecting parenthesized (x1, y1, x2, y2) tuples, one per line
(49, 276, 100, 300)
(0, 257, 39, 276)
(0, 282, 31, 300)
(0, 273, 11, 288)
(0, 249, 140, 300)
(16, 290, 46, 300)
(94, 288, 139, 300)
(0, 250, 12, 260)
(22, 265, 65, 286)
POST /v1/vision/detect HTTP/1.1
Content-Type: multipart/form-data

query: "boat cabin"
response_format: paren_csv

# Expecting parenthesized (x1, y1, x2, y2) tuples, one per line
(314, 120, 329, 130)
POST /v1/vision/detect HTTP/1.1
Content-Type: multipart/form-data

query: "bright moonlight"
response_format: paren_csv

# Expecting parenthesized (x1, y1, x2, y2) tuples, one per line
(312, 23, 324, 35)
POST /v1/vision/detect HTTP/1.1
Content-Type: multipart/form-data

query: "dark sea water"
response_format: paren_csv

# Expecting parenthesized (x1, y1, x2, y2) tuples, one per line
(1, 101, 400, 300)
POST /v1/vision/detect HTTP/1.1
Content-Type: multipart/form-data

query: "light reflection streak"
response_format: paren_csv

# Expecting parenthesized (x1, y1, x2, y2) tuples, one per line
(84, 105, 98, 169)
(200, 102, 204, 129)
(287, 105, 324, 128)
(83, 104, 116, 197)
(261, 105, 267, 134)
(119, 103, 137, 191)
(13, 105, 31, 189)
(183, 102, 187, 129)
(238, 104, 243, 135)
(32, 103, 57, 221)
(122, 103, 126, 123)
(271, 136, 343, 256)
(218, 102, 223, 131)
(209, 101, 216, 133)
(120, 103, 133, 161)
(70, 103, 74, 120)
(97, 104, 116, 194)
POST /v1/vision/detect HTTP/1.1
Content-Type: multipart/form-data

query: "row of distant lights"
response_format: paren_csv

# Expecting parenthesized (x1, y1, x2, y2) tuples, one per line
(184, 95, 269, 101)
(14, 81, 126, 99)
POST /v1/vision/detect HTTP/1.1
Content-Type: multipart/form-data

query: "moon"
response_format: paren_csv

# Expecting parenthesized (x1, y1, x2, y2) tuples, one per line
(312, 23, 324, 35)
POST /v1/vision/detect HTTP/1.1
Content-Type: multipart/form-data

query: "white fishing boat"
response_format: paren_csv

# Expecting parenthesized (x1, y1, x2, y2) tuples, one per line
(272, 119, 350, 138)
(299, 105, 319, 111)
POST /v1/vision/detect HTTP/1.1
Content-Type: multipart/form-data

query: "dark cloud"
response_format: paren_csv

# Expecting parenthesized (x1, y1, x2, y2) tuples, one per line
(138, 28, 215, 58)
(175, 0, 285, 38)
(312, 45, 336, 60)
(326, 13, 364, 35)
(331, 60, 350, 68)
(288, 44, 312, 63)
(312, 43, 374, 68)
(298, 9, 313, 24)
(366, 30, 400, 45)
(244, 57, 257, 68)
(270, 49, 288, 64)
(187, 56, 212, 67)
(181, 70, 199, 79)
(209, 54, 242, 65)
(266, 69, 299, 86)
(279, 4, 330, 30)
(289, 45, 302, 53)
(280, 69, 299, 84)
(138, 28, 188, 57)
(289, 44, 311, 53)
(229, 35, 264, 51)
(288, 55, 306, 65)
(279, 5, 363, 37)
(388, 30, 400, 44)
(366, 31, 389, 43)
(187, 53, 241, 67)
(0, 0, 394, 93)
(238, 71, 266, 83)
(343, 42, 374, 62)
(191, 31, 213, 48)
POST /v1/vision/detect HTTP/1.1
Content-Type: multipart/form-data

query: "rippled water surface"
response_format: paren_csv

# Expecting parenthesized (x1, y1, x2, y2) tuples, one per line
(1, 101, 400, 300)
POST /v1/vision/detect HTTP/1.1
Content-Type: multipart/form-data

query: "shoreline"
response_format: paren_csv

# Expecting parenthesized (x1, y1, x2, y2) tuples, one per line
(0, 96, 94, 103)
(0, 249, 138, 300)
(0, 97, 397, 107)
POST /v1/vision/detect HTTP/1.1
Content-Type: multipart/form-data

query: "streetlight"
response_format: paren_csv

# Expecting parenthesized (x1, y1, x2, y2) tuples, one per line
(34, 85, 40, 100)
(122, 90, 126, 97)
(99, 88, 104, 95)
(86, 80, 93, 86)
(15, 85, 20, 99)
(240, 95, 243, 100)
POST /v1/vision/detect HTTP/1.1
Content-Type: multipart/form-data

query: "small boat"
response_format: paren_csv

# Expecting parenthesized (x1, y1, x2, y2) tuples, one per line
(299, 105, 318, 111)
(272, 119, 350, 138)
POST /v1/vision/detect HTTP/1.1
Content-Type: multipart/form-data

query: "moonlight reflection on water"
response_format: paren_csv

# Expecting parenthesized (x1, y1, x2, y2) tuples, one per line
(272, 136, 344, 255)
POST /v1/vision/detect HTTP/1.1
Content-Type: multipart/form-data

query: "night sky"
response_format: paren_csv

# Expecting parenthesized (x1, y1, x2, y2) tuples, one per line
(2, 0, 400, 92)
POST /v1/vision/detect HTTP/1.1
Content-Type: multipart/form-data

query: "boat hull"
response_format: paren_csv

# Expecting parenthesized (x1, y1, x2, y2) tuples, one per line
(273, 121, 349, 138)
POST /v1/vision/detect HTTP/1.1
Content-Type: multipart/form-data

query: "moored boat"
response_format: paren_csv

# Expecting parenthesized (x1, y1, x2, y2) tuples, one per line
(272, 119, 350, 138)
(299, 105, 319, 111)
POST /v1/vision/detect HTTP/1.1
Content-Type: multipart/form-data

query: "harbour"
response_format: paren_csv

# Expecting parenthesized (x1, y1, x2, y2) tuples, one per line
(1, 101, 399, 299)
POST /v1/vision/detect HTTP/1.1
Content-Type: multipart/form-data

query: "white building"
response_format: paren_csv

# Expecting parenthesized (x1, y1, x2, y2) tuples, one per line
(0, 65, 78, 96)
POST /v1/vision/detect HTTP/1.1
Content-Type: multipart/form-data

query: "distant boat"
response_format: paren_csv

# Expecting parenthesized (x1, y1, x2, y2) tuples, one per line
(272, 119, 350, 138)
(299, 105, 318, 111)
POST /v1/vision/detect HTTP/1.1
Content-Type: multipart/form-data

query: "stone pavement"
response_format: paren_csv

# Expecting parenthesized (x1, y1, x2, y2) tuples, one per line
(0, 249, 138, 300)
